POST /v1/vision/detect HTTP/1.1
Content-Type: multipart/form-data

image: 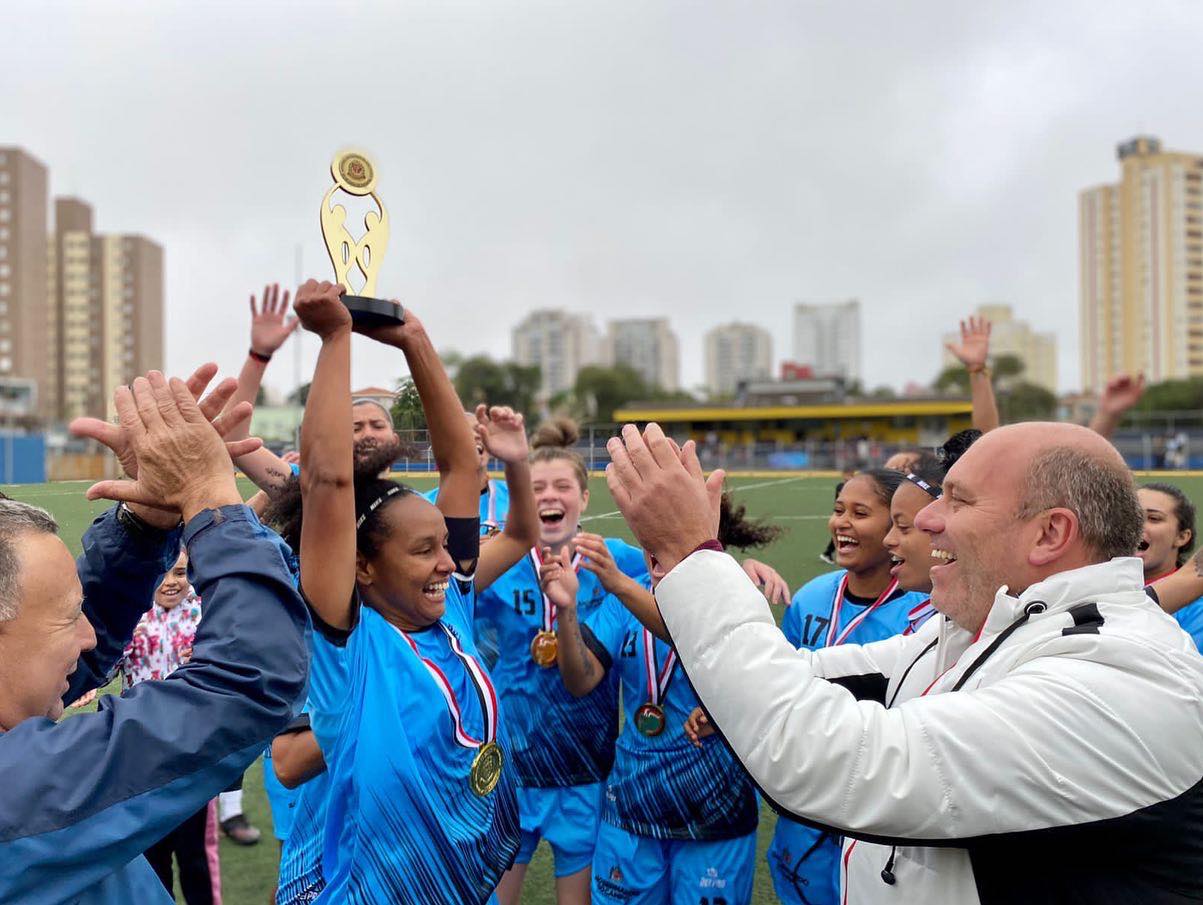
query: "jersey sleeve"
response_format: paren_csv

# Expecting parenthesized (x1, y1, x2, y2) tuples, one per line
(580, 595, 629, 674)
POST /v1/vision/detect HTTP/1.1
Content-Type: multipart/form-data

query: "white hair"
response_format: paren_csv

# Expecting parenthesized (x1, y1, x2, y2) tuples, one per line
(0, 501, 59, 622)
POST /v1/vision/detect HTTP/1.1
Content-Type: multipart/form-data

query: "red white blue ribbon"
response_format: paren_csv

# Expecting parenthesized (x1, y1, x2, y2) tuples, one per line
(397, 623, 498, 749)
(529, 547, 582, 633)
(642, 628, 676, 706)
(826, 573, 901, 647)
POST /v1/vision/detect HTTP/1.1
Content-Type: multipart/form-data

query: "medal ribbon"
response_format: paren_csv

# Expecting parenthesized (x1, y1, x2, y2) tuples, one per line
(825, 573, 900, 647)
(396, 622, 499, 749)
(641, 629, 677, 706)
(529, 547, 583, 632)
(903, 598, 937, 635)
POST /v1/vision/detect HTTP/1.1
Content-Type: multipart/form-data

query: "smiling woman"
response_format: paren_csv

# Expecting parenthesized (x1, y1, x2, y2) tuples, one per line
(768, 467, 930, 905)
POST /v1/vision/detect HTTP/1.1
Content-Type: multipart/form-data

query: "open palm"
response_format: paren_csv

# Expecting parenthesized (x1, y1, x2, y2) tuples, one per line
(475, 404, 529, 464)
(250, 283, 299, 355)
(945, 315, 991, 370)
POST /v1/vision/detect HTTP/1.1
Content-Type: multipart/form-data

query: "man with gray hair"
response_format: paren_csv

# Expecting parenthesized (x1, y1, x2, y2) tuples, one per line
(0, 369, 309, 904)
(606, 421, 1203, 903)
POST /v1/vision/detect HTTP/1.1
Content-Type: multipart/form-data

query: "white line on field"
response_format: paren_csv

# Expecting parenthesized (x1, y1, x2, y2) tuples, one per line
(580, 475, 809, 523)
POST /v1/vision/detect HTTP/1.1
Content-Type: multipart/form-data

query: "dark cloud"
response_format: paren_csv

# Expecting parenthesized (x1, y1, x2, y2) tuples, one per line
(4, 0, 1202, 394)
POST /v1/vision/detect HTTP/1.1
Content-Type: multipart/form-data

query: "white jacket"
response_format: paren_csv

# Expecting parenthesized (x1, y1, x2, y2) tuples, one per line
(655, 552, 1203, 904)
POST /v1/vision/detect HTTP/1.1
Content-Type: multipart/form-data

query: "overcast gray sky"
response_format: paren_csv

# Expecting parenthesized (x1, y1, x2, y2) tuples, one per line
(4, 0, 1202, 397)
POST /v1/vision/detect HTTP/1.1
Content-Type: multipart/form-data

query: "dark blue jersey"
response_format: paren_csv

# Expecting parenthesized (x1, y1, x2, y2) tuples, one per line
(475, 538, 647, 788)
(585, 597, 759, 841)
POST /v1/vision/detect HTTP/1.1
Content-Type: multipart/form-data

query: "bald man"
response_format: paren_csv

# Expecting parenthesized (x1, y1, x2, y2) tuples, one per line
(606, 422, 1203, 904)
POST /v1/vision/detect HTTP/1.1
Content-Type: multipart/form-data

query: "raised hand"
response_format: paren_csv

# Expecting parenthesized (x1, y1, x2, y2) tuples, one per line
(293, 279, 352, 340)
(606, 425, 724, 574)
(1099, 373, 1145, 416)
(539, 546, 579, 611)
(574, 532, 626, 594)
(353, 306, 421, 350)
(474, 404, 529, 464)
(249, 283, 299, 357)
(70, 363, 257, 481)
(741, 558, 791, 605)
(80, 373, 246, 522)
(944, 315, 992, 371)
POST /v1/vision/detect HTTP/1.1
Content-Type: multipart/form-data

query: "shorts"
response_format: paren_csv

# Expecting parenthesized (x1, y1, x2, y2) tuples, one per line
(591, 820, 756, 905)
(766, 821, 841, 905)
(515, 783, 603, 877)
(262, 754, 301, 842)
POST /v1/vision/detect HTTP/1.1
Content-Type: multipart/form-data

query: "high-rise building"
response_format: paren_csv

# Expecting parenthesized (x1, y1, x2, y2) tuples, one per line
(792, 299, 861, 382)
(1080, 136, 1203, 392)
(704, 322, 773, 397)
(95, 235, 164, 420)
(941, 304, 1057, 393)
(511, 309, 600, 397)
(49, 197, 98, 420)
(0, 147, 50, 414)
(603, 318, 679, 391)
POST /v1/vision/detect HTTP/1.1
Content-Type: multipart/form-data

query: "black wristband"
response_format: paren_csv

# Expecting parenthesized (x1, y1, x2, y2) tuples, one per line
(249, 348, 272, 363)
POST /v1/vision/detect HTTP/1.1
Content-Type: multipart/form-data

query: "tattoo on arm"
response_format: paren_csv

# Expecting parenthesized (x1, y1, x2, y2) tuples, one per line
(558, 608, 597, 684)
(1193, 547, 1203, 578)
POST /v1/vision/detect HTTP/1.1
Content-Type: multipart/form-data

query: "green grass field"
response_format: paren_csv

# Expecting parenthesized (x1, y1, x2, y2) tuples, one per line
(26, 470, 1203, 904)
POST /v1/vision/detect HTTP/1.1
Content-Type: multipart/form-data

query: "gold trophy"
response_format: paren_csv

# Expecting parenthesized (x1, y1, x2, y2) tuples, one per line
(319, 149, 405, 327)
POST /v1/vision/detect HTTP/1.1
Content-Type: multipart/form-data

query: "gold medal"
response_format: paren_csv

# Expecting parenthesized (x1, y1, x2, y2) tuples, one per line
(470, 740, 504, 796)
(530, 630, 558, 667)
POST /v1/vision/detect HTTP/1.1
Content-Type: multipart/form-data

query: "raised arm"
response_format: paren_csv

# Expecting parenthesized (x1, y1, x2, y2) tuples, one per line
(225, 285, 302, 495)
(67, 365, 262, 700)
(540, 547, 608, 696)
(0, 374, 308, 902)
(944, 315, 999, 433)
(573, 532, 667, 641)
(474, 405, 539, 590)
(294, 280, 358, 631)
(1089, 373, 1145, 441)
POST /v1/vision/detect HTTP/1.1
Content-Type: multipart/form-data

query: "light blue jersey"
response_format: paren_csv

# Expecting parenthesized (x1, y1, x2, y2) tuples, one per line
(475, 538, 647, 789)
(1175, 594, 1203, 651)
(585, 598, 758, 841)
(307, 577, 520, 904)
(769, 570, 930, 905)
(422, 480, 510, 536)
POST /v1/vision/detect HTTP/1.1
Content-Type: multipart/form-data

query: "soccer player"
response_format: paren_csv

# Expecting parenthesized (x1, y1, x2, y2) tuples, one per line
(282, 279, 537, 904)
(479, 418, 646, 905)
(423, 414, 511, 537)
(1135, 483, 1203, 648)
(768, 467, 930, 905)
(882, 431, 982, 622)
(547, 492, 785, 905)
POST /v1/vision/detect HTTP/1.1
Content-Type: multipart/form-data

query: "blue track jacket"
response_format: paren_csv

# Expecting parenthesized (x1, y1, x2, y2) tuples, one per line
(0, 504, 310, 904)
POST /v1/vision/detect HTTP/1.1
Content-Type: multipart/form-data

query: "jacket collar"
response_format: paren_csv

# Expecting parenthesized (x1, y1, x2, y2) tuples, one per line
(982, 557, 1146, 634)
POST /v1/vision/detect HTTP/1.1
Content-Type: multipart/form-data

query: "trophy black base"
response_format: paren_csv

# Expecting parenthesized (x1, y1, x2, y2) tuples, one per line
(342, 295, 405, 328)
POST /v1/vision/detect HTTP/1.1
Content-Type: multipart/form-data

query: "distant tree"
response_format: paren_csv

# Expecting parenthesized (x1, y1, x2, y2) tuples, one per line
(391, 378, 427, 430)
(453, 355, 541, 417)
(998, 381, 1057, 422)
(933, 353, 1025, 396)
(1137, 377, 1203, 414)
(255, 386, 268, 407)
(572, 364, 652, 422)
(868, 385, 897, 400)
